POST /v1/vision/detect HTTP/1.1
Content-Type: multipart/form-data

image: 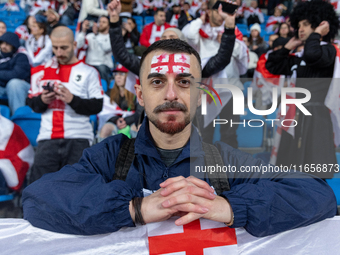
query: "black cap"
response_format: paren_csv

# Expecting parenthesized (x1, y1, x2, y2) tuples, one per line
(273, 37, 290, 49)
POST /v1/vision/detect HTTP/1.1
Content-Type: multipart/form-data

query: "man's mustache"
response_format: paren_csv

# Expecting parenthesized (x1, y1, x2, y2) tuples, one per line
(153, 102, 188, 113)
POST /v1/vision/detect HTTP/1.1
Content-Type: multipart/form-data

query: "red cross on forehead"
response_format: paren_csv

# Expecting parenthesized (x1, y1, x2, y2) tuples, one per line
(148, 219, 237, 255)
(151, 54, 190, 74)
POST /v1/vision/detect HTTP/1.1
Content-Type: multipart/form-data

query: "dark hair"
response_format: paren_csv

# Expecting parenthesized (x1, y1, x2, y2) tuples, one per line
(139, 39, 202, 79)
(36, 22, 47, 36)
(154, 8, 165, 16)
(22, 16, 34, 34)
(276, 22, 294, 38)
(208, 0, 217, 10)
(127, 17, 139, 35)
(249, 30, 264, 45)
(183, 2, 190, 6)
(0, 20, 6, 28)
(290, 0, 339, 42)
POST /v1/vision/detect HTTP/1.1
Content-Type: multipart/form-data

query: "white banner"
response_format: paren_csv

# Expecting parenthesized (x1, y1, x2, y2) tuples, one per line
(0, 217, 339, 255)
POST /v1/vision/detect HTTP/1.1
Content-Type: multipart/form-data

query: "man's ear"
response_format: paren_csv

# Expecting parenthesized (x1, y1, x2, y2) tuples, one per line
(73, 41, 77, 49)
(135, 83, 144, 107)
(197, 88, 203, 107)
(207, 9, 212, 18)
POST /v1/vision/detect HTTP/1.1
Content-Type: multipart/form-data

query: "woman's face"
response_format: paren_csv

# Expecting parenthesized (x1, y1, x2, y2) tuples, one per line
(251, 29, 259, 38)
(127, 19, 136, 30)
(115, 72, 127, 87)
(280, 24, 289, 37)
(30, 23, 44, 37)
(28, 16, 36, 30)
(0, 22, 6, 37)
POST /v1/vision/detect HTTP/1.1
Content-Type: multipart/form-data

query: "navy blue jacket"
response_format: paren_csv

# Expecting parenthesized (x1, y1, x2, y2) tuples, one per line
(0, 51, 31, 87)
(22, 118, 337, 237)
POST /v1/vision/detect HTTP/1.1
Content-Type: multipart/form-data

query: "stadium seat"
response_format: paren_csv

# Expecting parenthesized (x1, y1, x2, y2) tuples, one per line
(144, 16, 154, 25)
(11, 106, 41, 147)
(243, 81, 252, 99)
(0, 105, 10, 119)
(325, 152, 340, 205)
(109, 79, 115, 89)
(90, 114, 98, 135)
(133, 15, 143, 25)
(101, 79, 108, 92)
(0, 194, 15, 202)
(236, 108, 265, 149)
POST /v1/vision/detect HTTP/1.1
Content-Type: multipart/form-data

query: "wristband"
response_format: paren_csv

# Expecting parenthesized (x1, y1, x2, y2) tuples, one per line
(132, 197, 146, 225)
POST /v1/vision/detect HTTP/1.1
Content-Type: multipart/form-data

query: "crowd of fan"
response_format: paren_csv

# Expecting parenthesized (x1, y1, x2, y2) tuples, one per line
(1, 0, 340, 199)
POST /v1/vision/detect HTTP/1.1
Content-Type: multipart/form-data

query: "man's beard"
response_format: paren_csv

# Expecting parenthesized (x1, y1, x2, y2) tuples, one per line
(148, 101, 190, 135)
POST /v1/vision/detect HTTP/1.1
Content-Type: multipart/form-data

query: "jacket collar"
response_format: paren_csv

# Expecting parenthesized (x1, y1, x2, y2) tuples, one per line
(134, 117, 205, 161)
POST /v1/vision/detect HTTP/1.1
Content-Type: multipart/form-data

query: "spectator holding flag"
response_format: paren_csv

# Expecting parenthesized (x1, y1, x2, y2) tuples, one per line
(266, 0, 340, 179)
(22, 39, 337, 237)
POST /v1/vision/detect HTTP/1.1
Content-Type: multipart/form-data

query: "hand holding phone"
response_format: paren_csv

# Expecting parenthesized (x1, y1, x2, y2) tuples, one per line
(212, 0, 238, 14)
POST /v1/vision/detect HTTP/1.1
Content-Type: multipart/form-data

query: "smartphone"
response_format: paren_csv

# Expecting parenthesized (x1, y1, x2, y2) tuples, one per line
(42, 82, 54, 93)
(212, 1, 238, 14)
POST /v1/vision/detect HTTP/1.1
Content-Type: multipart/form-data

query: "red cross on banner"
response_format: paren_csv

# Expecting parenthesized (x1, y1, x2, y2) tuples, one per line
(148, 219, 237, 255)
(151, 53, 191, 74)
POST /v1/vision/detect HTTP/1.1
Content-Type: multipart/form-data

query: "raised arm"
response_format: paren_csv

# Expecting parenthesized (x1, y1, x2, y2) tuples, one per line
(108, 0, 141, 76)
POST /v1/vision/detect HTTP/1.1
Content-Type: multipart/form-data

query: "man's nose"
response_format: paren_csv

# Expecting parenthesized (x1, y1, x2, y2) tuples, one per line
(165, 80, 178, 101)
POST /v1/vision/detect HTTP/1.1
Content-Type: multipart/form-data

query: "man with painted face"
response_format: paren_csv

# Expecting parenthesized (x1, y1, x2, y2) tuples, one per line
(23, 39, 337, 237)
(266, 0, 340, 179)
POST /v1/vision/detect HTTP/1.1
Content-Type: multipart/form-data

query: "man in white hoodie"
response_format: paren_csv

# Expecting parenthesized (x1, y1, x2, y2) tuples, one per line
(182, 0, 248, 147)
(76, 16, 113, 86)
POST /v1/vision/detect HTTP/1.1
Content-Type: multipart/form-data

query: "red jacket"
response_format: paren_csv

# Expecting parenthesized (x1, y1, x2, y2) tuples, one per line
(139, 22, 173, 47)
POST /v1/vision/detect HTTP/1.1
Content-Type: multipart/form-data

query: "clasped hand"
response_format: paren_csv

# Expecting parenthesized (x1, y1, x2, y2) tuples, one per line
(134, 176, 233, 226)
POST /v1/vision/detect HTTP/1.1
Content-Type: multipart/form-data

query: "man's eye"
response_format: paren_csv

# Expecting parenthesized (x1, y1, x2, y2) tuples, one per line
(178, 80, 191, 86)
(151, 80, 163, 85)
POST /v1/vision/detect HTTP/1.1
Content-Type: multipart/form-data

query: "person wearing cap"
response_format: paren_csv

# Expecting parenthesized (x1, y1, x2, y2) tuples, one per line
(249, 23, 268, 57)
(99, 64, 141, 140)
(46, 9, 63, 35)
(0, 32, 31, 114)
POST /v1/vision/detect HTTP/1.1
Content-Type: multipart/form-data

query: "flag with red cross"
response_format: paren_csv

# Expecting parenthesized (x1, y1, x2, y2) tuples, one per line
(151, 54, 191, 74)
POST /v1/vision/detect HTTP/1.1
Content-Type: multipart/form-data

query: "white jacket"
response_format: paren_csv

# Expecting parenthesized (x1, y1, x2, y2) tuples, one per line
(78, 0, 108, 23)
(76, 32, 113, 69)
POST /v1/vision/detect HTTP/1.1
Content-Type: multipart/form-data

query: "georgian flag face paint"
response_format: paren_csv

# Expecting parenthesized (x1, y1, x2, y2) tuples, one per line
(150, 53, 191, 75)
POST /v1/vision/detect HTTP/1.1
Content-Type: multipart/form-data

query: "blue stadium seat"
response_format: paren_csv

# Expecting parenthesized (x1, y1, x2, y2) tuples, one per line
(326, 152, 340, 205)
(11, 106, 41, 147)
(137, 24, 143, 33)
(133, 15, 143, 25)
(236, 24, 248, 30)
(101, 79, 108, 92)
(238, 28, 249, 36)
(90, 115, 98, 135)
(0, 194, 15, 202)
(236, 108, 265, 148)
(144, 16, 154, 25)
(110, 79, 115, 89)
(0, 105, 10, 119)
(243, 81, 252, 99)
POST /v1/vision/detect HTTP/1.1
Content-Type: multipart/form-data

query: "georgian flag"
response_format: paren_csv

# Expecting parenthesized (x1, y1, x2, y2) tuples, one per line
(251, 51, 285, 106)
(0, 115, 34, 191)
(270, 43, 340, 164)
(150, 54, 191, 74)
(0, 216, 339, 254)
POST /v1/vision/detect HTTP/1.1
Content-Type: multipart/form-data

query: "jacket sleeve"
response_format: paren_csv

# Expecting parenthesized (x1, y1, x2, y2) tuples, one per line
(139, 24, 152, 48)
(22, 135, 139, 235)
(202, 28, 235, 78)
(32, 37, 52, 67)
(0, 54, 31, 84)
(265, 47, 294, 76)
(68, 96, 103, 115)
(215, 142, 337, 237)
(76, 31, 87, 49)
(109, 22, 141, 76)
(182, 18, 202, 47)
(85, 0, 108, 17)
(26, 95, 48, 113)
(303, 33, 336, 68)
